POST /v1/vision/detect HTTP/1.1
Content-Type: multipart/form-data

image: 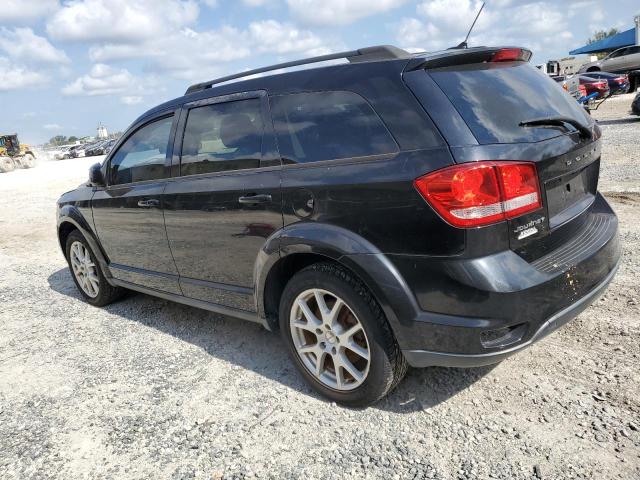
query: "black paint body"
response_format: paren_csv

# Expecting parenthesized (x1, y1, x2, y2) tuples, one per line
(57, 51, 620, 366)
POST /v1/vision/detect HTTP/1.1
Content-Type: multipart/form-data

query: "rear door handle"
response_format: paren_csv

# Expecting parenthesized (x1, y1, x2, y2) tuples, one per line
(137, 199, 160, 208)
(238, 194, 272, 205)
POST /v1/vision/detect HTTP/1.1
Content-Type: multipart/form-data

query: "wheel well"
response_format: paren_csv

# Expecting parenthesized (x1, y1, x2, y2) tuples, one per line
(587, 66, 600, 72)
(58, 222, 78, 252)
(263, 253, 341, 330)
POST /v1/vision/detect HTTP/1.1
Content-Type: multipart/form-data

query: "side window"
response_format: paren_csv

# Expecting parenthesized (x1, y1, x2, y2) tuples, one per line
(180, 98, 263, 176)
(627, 46, 640, 55)
(270, 91, 397, 164)
(609, 48, 627, 58)
(110, 116, 173, 185)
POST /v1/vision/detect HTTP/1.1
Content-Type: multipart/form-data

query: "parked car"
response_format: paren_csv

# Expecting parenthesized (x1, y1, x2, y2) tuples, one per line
(85, 141, 107, 156)
(551, 75, 581, 100)
(579, 45, 640, 74)
(92, 139, 117, 155)
(581, 71, 630, 95)
(53, 146, 73, 160)
(57, 45, 620, 406)
(70, 145, 86, 158)
(579, 75, 610, 98)
(632, 92, 640, 116)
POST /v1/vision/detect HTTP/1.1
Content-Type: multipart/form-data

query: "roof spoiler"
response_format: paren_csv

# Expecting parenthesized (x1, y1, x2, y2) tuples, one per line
(185, 45, 411, 95)
(409, 47, 532, 71)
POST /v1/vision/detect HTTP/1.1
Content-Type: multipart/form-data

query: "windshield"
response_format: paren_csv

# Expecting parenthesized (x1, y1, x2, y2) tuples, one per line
(429, 62, 591, 144)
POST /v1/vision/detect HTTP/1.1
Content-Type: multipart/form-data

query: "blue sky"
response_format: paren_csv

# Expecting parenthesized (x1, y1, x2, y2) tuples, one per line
(2, 0, 639, 144)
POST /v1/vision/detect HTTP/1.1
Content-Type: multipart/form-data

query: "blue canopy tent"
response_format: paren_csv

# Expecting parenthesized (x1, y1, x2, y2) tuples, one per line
(569, 28, 636, 55)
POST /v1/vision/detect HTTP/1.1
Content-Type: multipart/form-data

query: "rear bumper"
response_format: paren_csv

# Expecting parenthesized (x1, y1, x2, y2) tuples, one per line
(402, 259, 619, 367)
(374, 193, 620, 367)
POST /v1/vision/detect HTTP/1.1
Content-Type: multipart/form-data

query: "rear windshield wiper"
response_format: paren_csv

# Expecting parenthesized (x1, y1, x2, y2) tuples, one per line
(519, 116, 592, 140)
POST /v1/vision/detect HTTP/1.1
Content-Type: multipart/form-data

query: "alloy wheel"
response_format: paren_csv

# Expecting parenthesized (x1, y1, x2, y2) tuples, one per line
(289, 288, 370, 391)
(69, 241, 100, 298)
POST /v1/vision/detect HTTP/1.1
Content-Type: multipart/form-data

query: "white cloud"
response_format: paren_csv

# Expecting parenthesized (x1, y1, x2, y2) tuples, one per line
(62, 64, 136, 96)
(121, 95, 143, 105)
(3, 0, 59, 23)
(398, 0, 585, 56)
(0, 57, 47, 91)
(89, 20, 330, 80)
(44, 123, 63, 130)
(47, 0, 199, 43)
(0, 28, 69, 65)
(288, 0, 406, 26)
(249, 20, 325, 54)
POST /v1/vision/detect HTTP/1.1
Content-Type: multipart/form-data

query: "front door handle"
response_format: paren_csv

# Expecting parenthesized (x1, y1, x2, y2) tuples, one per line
(137, 199, 160, 208)
(238, 194, 272, 205)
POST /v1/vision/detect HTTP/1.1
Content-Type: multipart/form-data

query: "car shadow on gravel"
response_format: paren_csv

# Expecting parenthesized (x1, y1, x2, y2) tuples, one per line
(48, 267, 493, 412)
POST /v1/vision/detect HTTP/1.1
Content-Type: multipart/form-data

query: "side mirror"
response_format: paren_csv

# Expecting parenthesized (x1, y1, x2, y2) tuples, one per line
(89, 163, 105, 186)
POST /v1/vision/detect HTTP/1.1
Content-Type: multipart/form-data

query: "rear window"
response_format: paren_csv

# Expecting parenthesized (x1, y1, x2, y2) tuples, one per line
(270, 91, 397, 164)
(429, 63, 591, 144)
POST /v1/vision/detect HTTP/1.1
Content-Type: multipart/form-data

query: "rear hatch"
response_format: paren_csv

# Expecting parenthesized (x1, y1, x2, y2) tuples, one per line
(404, 48, 602, 261)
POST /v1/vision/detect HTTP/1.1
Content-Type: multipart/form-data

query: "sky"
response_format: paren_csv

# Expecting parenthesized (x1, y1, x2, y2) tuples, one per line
(1, 0, 639, 144)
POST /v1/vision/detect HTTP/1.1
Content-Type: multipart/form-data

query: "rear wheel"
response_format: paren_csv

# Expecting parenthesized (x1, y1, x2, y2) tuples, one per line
(65, 230, 123, 306)
(19, 153, 35, 168)
(279, 263, 407, 407)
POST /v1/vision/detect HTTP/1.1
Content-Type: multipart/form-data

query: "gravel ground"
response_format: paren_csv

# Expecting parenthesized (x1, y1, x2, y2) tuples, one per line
(1, 97, 639, 480)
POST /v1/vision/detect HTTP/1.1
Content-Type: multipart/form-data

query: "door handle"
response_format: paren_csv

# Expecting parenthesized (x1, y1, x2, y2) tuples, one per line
(238, 194, 272, 205)
(137, 199, 160, 208)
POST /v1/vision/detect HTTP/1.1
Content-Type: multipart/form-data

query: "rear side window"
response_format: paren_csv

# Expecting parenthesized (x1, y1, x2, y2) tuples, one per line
(270, 91, 397, 164)
(110, 115, 173, 185)
(180, 98, 263, 176)
(429, 63, 591, 144)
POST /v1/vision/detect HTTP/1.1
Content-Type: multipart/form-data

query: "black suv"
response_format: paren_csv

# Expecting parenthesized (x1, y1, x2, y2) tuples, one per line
(57, 45, 620, 406)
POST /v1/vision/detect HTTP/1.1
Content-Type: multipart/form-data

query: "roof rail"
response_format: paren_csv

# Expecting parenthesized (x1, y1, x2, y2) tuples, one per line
(185, 45, 410, 95)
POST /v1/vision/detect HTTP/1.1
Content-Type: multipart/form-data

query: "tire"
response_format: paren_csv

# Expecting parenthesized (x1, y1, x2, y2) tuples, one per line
(20, 153, 35, 168)
(65, 230, 124, 307)
(0, 156, 15, 173)
(279, 262, 407, 407)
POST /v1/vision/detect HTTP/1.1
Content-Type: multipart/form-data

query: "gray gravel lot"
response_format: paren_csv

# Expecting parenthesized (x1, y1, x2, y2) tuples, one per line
(0, 96, 639, 480)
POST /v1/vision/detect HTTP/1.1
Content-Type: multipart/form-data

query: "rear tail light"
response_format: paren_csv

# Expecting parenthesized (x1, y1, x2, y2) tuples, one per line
(414, 161, 542, 228)
(490, 48, 532, 63)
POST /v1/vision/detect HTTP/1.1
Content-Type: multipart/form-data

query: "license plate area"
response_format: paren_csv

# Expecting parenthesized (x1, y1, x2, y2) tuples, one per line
(545, 160, 598, 228)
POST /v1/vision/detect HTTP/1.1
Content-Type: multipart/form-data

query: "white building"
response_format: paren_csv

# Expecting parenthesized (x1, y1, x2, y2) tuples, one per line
(97, 124, 108, 139)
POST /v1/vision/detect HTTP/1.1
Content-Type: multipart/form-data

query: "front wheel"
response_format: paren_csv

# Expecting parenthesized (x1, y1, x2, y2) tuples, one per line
(0, 156, 15, 173)
(65, 230, 123, 306)
(279, 263, 407, 407)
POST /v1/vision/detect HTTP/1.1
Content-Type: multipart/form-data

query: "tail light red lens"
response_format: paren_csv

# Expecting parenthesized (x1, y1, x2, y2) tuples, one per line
(490, 48, 531, 63)
(414, 162, 542, 228)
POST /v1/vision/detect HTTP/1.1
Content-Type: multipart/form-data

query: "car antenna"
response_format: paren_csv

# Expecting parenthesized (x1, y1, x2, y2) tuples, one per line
(451, 1, 485, 49)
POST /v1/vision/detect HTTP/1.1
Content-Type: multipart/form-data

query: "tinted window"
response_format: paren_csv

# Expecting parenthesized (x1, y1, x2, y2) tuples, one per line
(627, 46, 640, 55)
(270, 91, 397, 164)
(110, 116, 173, 185)
(180, 98, 263, 176)
(429, 63, 591, 144)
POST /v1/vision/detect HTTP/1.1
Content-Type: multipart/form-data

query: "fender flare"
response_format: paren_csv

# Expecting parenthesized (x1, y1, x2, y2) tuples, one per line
(57, 205, 113, 280)
(254, 222, 421, 346)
